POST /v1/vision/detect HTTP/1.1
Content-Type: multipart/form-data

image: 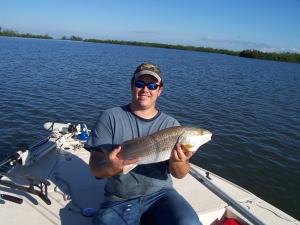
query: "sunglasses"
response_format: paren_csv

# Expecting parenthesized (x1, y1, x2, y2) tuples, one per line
(134, 80, 160, 90)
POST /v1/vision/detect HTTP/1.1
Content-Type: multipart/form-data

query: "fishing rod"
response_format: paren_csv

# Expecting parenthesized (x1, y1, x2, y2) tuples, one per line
(0, 122, 87, 171)
(0, 172, 51, 205)
(0, 134, 62, 204)
(0, 122, 89, 205)
(189, 166, 267, 225)
(0, 145, 28, 169)
(0, 193, 23, 204)
(0, 133, 63, 172)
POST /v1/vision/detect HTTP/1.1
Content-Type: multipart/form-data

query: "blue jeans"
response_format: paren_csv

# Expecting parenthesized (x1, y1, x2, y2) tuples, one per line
(93, 188, 202, 225)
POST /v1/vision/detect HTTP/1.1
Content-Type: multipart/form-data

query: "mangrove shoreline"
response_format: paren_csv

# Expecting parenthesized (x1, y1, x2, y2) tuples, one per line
(1, 28, 299, 64)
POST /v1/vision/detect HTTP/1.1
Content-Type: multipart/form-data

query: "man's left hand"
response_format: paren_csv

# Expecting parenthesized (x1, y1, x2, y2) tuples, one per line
(170, 144, 195, 163)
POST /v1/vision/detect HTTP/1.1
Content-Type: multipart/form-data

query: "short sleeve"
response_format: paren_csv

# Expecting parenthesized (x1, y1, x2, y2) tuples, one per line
(84, 110, 113, 152)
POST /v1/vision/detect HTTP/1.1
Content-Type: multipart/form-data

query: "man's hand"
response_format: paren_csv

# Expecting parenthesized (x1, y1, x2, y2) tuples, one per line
(107, 146, 140, 175)
(89, 146, 140, 178)
(170, 144, 195, 163)
(169, 144, 195, 179)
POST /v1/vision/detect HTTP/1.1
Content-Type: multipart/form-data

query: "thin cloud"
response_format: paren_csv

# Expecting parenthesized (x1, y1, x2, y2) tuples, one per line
(195, 37, 300, 53)
(199, 37, 270, 50)
(261, 47, 300, 53)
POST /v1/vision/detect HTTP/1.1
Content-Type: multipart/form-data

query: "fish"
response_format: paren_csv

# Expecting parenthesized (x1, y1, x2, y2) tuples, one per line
(119, 126, 212, 174)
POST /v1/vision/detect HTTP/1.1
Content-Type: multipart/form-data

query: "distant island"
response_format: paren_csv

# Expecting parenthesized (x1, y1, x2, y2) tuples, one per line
(83, 39, 300, 64)
(0, 28, 52, 39)
(1, 27, 299, 64)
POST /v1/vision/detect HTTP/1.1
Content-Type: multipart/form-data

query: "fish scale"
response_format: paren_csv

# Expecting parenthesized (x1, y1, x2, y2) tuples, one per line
(121, 134, 175, 164)
(119, 126, 212, 173)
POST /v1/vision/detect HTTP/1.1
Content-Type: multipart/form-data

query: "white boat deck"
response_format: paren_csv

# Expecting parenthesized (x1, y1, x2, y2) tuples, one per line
(0, 133, 299, 225)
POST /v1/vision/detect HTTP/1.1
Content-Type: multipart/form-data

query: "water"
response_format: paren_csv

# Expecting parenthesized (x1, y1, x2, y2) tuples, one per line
(1, 37, 300, 219)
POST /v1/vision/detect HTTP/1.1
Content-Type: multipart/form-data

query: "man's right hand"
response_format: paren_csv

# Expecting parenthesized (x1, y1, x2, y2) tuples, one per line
(89, 146, 140, 178)
(107, 146, 140, 175)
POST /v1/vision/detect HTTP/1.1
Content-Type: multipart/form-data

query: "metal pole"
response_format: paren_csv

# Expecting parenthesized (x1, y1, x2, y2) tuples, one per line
(189, 166, 267, 225)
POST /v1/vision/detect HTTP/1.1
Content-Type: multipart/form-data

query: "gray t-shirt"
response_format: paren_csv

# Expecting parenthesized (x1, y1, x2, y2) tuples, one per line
(85, 104, 180, 200)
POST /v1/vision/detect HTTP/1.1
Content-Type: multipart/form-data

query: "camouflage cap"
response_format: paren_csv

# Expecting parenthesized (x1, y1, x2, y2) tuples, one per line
(133, 63, 163, 82)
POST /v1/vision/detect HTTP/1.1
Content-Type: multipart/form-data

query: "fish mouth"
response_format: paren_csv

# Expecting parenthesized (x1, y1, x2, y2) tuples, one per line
(202, 131, 212, 142)
(181, 134, 212, 152)
(201, 135, 212, 146)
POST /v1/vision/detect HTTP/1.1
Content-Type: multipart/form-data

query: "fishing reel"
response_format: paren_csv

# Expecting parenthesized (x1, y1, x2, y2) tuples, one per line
(43, 122, 89, 141)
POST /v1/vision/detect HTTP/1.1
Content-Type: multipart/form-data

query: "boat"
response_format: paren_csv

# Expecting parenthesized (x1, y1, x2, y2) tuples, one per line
(0, 122, 299, 225)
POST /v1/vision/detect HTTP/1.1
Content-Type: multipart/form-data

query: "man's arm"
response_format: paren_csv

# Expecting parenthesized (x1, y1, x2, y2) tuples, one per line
(89, 146, 140, 178)
(169, 144, 194, 179)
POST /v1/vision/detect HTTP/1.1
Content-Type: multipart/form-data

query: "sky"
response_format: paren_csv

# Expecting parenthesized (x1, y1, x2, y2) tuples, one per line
(1, 0, 300, 53)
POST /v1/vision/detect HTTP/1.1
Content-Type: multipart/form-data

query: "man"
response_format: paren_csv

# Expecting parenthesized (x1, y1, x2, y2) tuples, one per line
(86, 63, 202, 225)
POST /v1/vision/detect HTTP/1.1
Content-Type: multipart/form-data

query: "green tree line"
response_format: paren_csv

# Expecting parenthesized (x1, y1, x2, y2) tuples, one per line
(83, 39, 300, 63)
(239, 49, 300, 64)
(85, 39, 300, 63)
(1, 26, 299, 64)
(0, 27, 52, 39)
(62, 35, 83, 41)
(84, 38, 239, 56)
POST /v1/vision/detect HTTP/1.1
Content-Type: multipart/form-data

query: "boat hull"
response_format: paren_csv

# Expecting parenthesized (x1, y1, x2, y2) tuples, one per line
(0, 130, 299, 225)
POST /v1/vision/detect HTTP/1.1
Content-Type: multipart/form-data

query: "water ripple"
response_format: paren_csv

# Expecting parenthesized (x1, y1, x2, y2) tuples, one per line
(0, 37, 300, 219)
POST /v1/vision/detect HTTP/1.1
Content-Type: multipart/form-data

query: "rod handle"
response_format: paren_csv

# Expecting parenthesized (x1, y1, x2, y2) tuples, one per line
(0, 194, 23, 204)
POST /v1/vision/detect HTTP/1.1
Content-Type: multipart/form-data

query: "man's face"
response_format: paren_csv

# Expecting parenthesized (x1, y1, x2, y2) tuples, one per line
(131, 75, 163, 110)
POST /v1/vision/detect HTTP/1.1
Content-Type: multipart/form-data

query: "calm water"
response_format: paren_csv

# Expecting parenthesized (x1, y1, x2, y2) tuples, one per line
(1, 37, 300, 219)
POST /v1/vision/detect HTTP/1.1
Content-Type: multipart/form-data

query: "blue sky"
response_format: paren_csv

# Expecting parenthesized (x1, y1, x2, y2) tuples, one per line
(1, 0, 300, 52)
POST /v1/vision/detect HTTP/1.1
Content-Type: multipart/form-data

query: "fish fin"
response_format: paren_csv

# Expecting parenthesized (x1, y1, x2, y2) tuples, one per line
(181, 144, 195, 152)
(122, 164, 138, 174)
